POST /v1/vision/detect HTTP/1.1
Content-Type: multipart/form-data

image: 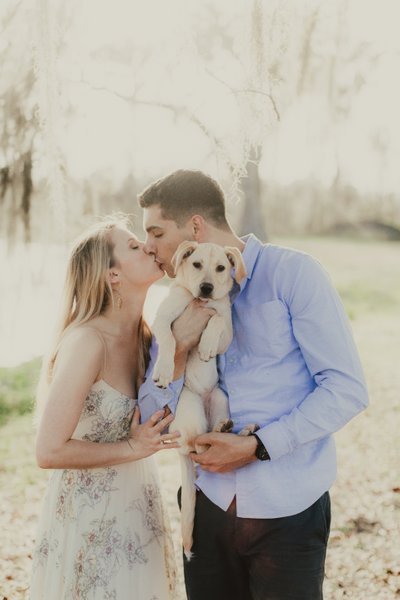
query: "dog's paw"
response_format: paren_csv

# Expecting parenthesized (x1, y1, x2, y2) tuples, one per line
(213, 418, 234, 433)
(238, 423, 260, 436)
(198, 350, 215, 362)
(152, 359, 174, 388)
(198, 341, 218, 362)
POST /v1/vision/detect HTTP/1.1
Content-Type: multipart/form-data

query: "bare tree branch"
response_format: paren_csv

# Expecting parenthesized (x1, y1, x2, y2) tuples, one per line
(77, 79, 229, 159)
(203, 67, 281, 121)
(236, 89, 280, 121)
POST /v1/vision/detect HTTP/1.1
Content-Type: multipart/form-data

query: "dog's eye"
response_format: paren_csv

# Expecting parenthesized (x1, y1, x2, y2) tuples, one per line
(216, 265, 225, 272)
(193, 262, 202, 269)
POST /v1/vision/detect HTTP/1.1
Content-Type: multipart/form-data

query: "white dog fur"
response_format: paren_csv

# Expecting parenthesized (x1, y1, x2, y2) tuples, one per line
(151, 241, 247, 559)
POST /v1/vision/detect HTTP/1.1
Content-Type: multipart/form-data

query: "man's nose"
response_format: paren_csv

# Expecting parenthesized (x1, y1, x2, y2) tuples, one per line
(143, 239, 155, 255)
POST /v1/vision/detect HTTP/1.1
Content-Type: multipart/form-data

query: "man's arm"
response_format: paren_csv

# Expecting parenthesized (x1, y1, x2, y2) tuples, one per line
(256, 254, 368, 460)
(138, 300, 215, 422)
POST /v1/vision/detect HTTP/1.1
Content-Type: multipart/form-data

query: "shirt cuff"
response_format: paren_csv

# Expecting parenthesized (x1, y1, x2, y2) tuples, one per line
(143, 375, 184, 414)
(255, 420, 293, 461)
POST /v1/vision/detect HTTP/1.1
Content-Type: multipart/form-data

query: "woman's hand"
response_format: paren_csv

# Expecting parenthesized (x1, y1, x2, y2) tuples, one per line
(128, 407, 181, 459)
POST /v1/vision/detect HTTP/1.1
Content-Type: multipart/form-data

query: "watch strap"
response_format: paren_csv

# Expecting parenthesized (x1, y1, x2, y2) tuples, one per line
(250, 433, 271, 461)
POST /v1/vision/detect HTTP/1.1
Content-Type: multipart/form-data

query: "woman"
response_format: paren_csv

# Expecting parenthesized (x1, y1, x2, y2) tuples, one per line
(30, 215, 181, 599)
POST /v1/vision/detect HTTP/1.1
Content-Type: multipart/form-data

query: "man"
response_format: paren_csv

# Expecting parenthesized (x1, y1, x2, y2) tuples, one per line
(137, 169, 368, 600)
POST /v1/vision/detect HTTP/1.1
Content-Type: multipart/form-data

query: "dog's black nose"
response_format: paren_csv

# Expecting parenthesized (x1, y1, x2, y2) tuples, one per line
(199, 282, 214, 297)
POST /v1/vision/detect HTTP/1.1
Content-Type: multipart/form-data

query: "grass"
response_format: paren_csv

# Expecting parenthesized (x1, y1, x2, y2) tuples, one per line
(0, 413, 45, 489)
(0, 357, 41, 426)
(337, 282, 399, 320)
(276, 236, 400, 320)
(0, 358, 44, 488)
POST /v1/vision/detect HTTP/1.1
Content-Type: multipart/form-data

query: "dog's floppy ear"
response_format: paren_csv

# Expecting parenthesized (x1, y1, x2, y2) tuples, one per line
(225, 246, 247, 283)
(171, 241, 198, 274)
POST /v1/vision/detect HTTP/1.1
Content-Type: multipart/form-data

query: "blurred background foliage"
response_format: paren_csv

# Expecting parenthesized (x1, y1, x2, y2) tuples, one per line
(1, 0, 400, 380)
(0, 358, 40, 426)
(1, 0, 400, 247)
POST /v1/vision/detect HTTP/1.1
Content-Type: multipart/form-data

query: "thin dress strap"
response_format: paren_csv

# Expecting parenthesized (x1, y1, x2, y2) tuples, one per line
(80, 326, 108, 380)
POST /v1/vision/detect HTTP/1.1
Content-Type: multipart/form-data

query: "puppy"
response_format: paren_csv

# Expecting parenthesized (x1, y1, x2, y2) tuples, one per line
(152, 241, 247, 559)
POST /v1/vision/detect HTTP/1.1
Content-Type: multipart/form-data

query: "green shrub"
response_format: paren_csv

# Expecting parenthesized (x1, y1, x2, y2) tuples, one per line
(0, 357, 41, 426)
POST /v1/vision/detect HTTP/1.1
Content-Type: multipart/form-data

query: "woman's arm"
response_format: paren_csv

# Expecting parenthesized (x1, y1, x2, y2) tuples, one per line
(36, 328, 179, 469)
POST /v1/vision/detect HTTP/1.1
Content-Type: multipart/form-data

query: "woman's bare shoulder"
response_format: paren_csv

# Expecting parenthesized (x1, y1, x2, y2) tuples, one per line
(58, 324, 105, 358)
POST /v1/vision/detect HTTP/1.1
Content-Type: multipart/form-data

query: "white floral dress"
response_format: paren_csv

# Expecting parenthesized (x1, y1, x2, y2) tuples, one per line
(30, 380, 177, 600)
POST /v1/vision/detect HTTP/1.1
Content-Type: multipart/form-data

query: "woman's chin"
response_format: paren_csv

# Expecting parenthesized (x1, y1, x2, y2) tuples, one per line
(152, 269, 165, 283)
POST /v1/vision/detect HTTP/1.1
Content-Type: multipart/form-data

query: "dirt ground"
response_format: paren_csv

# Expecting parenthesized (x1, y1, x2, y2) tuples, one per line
(1, 238, 399, 599)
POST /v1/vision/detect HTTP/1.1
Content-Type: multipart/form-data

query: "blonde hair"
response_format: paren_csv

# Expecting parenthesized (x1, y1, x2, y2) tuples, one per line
(36, 215, 152, 420)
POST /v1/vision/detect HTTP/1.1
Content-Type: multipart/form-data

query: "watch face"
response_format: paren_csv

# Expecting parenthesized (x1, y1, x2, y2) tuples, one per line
(257, 445, 270, 461)
(254, 437, 270, 461)
(251, 433, 270, 461)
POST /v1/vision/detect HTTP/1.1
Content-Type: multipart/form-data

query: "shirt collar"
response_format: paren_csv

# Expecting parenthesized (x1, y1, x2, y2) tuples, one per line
(229, 234, 264, 300)
(240, 233, 264, 282)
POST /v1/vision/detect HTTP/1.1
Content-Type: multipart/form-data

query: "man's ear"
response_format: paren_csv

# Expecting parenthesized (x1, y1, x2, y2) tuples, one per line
(224, 246, 247, 283)
(191, 215, 206, 241)
(171, 241, 198, 274)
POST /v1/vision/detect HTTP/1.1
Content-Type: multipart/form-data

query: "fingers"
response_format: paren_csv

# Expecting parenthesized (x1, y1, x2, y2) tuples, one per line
(204, 309, 216, 318)
(143, 410, 174, 432)
(159, 441, 181, 450)
(147, 410, 175, 430)
(194, 432, 215, 445)
(195, 431, 235, 445)
(147, 410, 165, 426)
(196, 305, 216, 315)
(141, 411, 175, 430)
(189, 451, 207, 464)
(155, 431, 181, 451)
(160, 431, 181, 443)
(153, 412, 174, 432)
(191, 299, 216, 316)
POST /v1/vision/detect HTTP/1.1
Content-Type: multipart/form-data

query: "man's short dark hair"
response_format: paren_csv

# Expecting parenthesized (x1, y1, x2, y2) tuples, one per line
(138, 169, 230, 230)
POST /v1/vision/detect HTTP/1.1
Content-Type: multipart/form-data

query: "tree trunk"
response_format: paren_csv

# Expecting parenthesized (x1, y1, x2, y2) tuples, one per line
(237, 146, 268, 241)
(21, 151, 33, 243)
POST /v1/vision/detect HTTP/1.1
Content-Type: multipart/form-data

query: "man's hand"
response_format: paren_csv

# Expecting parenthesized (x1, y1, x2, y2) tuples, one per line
(171, 300, 216, 379)
(172, 299, 216, 352)
(189, 432, 258, 473)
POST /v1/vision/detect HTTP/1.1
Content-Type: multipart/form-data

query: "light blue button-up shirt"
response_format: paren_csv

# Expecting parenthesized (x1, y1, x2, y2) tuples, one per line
(138, 234, 368, 518)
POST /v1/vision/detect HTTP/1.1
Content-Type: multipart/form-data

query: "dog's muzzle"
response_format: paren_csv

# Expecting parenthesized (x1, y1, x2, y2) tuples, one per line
(199, 282, 214, 298)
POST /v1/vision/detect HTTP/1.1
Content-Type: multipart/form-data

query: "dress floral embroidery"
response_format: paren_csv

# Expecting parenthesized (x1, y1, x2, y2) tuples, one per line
(30, 380, 176, 600)
(55, 467, 118, 520)
(127, 484, 165, 540)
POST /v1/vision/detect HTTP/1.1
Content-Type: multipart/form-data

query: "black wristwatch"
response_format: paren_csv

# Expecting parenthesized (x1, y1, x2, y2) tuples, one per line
(250, 433, 271, 461)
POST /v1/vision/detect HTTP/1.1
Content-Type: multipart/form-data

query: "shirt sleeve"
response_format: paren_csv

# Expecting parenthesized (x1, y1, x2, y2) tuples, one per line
(137, 337, 184, 423)
(257, 253, 369, 461)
